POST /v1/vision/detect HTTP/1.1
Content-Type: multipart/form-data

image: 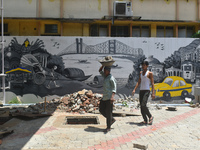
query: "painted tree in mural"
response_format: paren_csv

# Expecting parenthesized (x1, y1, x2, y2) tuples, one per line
(164, 51, 181, 69)
(126, 55, 146, 89)
(47, 55, 65, 74)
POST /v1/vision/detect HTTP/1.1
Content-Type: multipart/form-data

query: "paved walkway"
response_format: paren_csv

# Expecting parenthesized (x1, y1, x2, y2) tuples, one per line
(1, 106, 200, 150)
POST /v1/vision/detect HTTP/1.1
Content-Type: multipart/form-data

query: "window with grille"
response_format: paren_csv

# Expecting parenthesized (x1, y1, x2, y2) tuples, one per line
(157, 26, 174, 37)
(45, 24, 58, 33)
(111, 26, 129, 37)
(0, 23, 8, 33)
(90, 25, 108, 37)
(132, 26, 150, 37)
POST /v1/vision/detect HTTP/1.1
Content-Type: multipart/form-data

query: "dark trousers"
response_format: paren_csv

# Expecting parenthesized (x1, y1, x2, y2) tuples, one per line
(139, 90, 152, 122)
(99, 100, 114, 129)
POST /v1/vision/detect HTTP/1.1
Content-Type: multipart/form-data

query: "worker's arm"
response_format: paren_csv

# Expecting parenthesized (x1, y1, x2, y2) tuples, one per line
(149, 72, 155, 99)
(132, 72, 141, 96)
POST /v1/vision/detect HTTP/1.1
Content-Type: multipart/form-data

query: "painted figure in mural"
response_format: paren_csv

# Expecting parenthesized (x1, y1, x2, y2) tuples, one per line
(132, 61, 155, 125)
(46, 65, 59, 89)
(99, 65, 117, 132)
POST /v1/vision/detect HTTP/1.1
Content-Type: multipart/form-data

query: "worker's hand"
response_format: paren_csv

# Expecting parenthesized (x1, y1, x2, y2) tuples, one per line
(151, 93, 155, 100)
(110, 97, 115, 104)
(99, 65, 104, 72)
(132, 90, 135, 96)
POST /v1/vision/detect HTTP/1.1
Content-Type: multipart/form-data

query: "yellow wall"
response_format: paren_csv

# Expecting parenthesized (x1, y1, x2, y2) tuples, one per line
(63, 23, 82, 36)
(151, 24, 157, 37)
(7, 20, 20, 35)
(19, 21, 39, 36)
(82, 24, 90, 36)
(3, 20, 39, 36)
(2, 19, 199, 37)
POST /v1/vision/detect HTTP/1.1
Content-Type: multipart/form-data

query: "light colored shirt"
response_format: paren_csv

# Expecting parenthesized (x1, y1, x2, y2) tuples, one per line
(100, 71, 117, 100)
(140, 70, 150, 90)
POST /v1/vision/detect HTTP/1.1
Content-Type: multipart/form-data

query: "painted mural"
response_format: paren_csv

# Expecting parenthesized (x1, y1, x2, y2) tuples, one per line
(0, 36, 199, 103)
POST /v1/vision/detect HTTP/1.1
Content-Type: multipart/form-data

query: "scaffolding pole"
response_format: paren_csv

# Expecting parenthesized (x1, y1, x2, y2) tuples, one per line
(0, 0, 6, 105)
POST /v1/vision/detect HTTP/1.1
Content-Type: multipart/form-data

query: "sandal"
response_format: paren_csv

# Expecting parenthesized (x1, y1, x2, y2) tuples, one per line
(104, 128, 111, 133)
(111, 118, 116, 126)
(148, 117, 154, 125)
(139, 121, 147, 126)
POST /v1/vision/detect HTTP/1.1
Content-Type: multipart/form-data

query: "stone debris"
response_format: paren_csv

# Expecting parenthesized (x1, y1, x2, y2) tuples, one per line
(115, 96, 161, 111)
(166, 106, 177, 111)
(6, 89, 103, 115)
(0, 90, 163, 118)
(133, 143, 148, 150)
(190, 103, 200, 108)
(116, 96, 140, 109)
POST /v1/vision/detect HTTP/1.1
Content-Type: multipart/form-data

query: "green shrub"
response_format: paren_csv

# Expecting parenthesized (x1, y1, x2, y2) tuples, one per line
(8, 97, 22, 104)
(192, 30, 200, 38)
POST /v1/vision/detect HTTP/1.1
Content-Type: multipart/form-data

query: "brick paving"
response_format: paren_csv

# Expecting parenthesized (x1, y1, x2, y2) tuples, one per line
(0, 107, 200, 150)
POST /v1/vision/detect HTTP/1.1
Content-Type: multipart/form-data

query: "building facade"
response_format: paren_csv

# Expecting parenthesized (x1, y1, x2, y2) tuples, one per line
(1, 0, 200, 37)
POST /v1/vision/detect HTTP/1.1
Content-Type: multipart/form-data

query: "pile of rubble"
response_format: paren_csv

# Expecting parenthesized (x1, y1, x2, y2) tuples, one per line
(56, 89, 103, 113)
(9, 89, 103, 115)
(3, 89, 168, 117)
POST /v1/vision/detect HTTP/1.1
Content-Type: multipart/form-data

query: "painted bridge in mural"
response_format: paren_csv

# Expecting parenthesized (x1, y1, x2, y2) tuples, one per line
(57, 38, 143, 56)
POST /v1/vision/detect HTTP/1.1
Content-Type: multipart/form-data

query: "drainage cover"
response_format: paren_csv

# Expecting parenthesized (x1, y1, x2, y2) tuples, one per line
(66, 116, 99, 125)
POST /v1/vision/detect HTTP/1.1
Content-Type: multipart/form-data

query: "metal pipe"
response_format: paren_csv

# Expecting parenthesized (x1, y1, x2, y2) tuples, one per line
(1, 0, 6, 105)
(114, 103, 190, 107)
(150, 104, 190, 107)
(3, 103, 35, 106)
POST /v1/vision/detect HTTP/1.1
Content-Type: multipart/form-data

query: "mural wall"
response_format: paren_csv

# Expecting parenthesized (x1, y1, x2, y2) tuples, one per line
(0, 36, 199, 103)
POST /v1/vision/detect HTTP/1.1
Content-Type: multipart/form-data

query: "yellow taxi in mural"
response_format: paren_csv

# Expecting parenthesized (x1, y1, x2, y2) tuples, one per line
(151, 76, 192, 100)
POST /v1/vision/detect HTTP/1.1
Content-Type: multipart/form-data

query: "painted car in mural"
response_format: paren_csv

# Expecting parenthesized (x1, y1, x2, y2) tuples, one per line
(151, 76, 192, 100)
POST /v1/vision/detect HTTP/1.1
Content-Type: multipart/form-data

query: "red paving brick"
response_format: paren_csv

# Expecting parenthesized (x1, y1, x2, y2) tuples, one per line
(35, 126, 57, 135)
(88, 108, 200, 150)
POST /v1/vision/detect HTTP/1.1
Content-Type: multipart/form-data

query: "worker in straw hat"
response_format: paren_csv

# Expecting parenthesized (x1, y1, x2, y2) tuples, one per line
(99, 64, 117, 133)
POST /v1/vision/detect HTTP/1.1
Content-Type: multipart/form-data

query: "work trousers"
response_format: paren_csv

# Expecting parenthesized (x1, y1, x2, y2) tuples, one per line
(99, 100, 114, 129)
(139, 90, 152, 122)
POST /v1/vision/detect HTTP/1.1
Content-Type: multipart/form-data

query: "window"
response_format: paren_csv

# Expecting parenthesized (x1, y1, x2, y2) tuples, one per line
(178, 26, 195, 37)
(157, 26, 165, 37)
(186, 26, 195, 37)
(172, 80, 179, 87)
(141, 26, 150, 37)
(0, 23, 8, 35)
(164, 78, 173, 86)
(184, 66, 191, 71)
(45, 24, 58, 33)
(132, 26, 150, 37)
(90, 25, 98, 36)
(178, 26, 186, 37)
(90, 25, 108, 37)
(180, 80, 186, 86)
(111, 26, 129, 37)
(132, 26, 140, 37)
(165, 27, 174, 37)
(99, 25, 108, 37)
(157, 26, 173, 37)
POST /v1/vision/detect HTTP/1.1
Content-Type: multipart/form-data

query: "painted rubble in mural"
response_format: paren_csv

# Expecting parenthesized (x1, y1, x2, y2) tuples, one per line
(0, 36, 199, 103)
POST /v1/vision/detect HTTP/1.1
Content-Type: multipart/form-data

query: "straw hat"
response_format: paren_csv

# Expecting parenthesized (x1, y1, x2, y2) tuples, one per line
(99, 56, 115, 66)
